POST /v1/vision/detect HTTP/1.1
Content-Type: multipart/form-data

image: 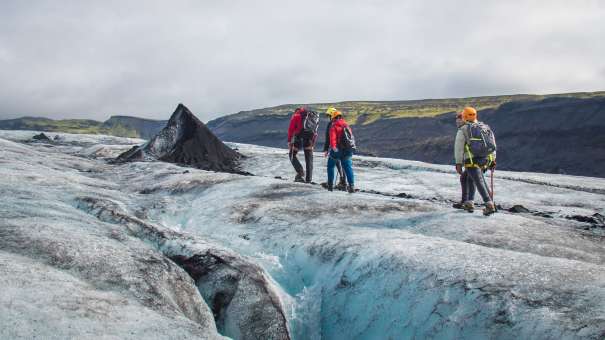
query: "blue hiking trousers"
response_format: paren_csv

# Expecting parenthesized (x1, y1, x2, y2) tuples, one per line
(328, 149, 354, 187)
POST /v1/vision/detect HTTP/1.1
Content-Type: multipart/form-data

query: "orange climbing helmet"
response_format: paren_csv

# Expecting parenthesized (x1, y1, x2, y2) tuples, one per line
(462, 107, 477, 121)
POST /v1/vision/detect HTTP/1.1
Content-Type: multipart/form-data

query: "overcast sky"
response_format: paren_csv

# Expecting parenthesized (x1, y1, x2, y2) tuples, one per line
(0, 0, 604, 121)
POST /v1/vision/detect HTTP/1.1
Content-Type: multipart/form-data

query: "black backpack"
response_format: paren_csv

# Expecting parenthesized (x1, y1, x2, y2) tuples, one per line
(339, 125, 357, 151)
(300, 110, 320, 138)
(465, 122, 496, 158)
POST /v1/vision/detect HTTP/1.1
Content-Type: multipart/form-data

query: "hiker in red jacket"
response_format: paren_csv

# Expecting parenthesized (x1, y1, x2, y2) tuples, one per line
(326, 107, 356, 193)
(288, 107, 318, 183)
(323, 111, 346, 190)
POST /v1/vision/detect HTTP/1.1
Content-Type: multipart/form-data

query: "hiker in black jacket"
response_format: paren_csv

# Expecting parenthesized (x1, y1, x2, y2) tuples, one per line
(323, 111, 347, 190)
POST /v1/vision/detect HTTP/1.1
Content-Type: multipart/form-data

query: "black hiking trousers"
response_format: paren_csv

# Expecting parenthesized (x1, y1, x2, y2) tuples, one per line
(460, 169, 476, 202)
(464, 166, 492, 203)
(290, 136, 314, 182)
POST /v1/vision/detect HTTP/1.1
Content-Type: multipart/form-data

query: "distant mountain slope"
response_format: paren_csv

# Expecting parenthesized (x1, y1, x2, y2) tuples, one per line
(208, 91, 604, 127)
(481, 97, 605, 176)
(207, 91, 605, 177)
(2, 91, 604, 176)
(102, 116, 167, 139)
(0, 116, 166, 139)
(0, 117, 112, 135)
(354, 96, 605, 177)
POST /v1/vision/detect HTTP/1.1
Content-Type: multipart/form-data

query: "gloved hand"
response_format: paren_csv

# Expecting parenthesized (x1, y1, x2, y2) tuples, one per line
(455, 164, 463, 175)
(489, 160, 497, 170)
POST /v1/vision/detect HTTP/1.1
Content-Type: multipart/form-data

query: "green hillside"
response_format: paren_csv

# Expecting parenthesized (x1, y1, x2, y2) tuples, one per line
(0, 117, 140, 138)
(229, 91, 605, 125)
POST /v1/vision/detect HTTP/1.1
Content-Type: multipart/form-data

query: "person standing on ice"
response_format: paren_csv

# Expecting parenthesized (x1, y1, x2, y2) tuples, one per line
(454, 107, 497, 215)
(323, 110, 347, 190)
(326, 107, 356, 193)
(452, 111, 476, 210)
(288, 107, 319, 183)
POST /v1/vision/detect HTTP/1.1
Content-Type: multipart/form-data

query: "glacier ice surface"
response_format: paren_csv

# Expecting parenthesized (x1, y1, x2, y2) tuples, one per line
(1, 130, 605, 340)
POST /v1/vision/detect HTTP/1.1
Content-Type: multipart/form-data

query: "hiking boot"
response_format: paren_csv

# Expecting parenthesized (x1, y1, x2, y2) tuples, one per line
(462, 201, 474, 213)
(335, 180, 347, 191)
(452, 201, 465, 210)
(327, 184, 334, 192)
(347, 185, 355, 194)
(483, 202, 497, 216)
(294, 173, 305, 183)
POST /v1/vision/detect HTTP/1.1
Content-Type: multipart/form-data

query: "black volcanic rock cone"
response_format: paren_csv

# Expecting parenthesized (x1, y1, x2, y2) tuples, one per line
(32, 132, 52, 141)
(116, 104, 241, 172)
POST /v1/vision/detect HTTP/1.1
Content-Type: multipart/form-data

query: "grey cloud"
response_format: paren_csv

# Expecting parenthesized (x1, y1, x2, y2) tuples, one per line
(0, 0, 603, 121)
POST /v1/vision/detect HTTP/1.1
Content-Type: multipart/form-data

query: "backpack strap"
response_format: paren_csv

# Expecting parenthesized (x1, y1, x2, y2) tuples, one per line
(461, 123, 471, 142)
(464, 143, 475, 166)
(463, 123, 479, 166)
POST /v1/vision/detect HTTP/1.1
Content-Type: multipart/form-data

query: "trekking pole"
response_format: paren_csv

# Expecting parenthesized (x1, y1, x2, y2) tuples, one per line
(490, 169, 495, 202)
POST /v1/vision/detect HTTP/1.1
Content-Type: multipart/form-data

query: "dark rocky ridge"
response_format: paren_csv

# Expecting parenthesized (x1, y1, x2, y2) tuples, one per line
(208, 96, 605, 177)
(479, 97, 605, 176)
(116, 104, 241, 173)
